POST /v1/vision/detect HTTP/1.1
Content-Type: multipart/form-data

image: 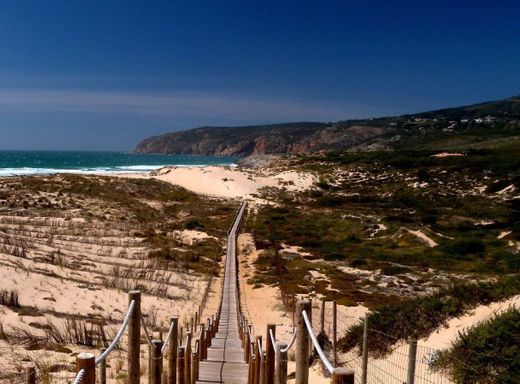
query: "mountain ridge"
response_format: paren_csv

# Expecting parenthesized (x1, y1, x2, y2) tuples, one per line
(135, 96, 520, 156)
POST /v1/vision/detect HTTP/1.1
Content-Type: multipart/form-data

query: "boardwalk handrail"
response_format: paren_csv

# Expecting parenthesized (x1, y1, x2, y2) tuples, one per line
(280, 329, 297, 353)
(161, 318, 176, 354)
(71, 299, 136, 383)
(72, 369, 85, 384)
(96, 300, 136, 364)
(302, 309, 334, 374)
(140, 313, 154, 347)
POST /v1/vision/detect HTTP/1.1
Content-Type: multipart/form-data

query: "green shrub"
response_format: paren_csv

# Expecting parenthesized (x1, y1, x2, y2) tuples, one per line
(339, 275, 520, 357)
(432, 307, 520, 384)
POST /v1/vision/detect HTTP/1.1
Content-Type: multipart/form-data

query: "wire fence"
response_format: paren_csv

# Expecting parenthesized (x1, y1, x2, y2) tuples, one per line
(332, 324, 455, 384)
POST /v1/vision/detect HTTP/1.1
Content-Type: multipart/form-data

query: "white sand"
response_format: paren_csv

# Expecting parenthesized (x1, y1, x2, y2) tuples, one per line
(422, 294, 520, 349)
(431, 152, 465, 158)
(498, 230, 512, 239)
(405, 229, 438, 247)
(126, 166, 317, 200)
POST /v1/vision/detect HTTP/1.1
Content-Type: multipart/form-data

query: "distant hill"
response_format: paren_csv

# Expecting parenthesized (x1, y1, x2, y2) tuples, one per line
(135, 96, 520, 156)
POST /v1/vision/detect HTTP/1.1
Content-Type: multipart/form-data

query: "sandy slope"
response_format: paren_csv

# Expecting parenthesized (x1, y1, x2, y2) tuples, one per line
(123, 165, 316, 200)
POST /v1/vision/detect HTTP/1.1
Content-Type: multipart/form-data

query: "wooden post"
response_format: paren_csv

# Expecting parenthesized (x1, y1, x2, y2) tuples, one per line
(276, 342, 288, 384)
(295, 300, 310, 384)
(178, 346, 185, 384)
(320, 300, 326, 334)
(332, 300, 337, 366)
(205, 320, 212, 349)
(25, 365, 36, 384)
(266, 324, 276, 384)
(190, 317, 194, 334)
(148, 343, 153, 383)
(244, 327, 251, 361)
(76, 353, 95, 384)
(99, 347, 107, 384)
(254, 336, 262, 384)
(128, 290, 141, 384)
(249, 351, 256, 384)
(168, 317, 178, 384)
(361, 317, 368, 384)
(151, 339, 164, 384)
(292, 294, 296, 325)
(185, 332, 192, 384)
(199, 324, 206, 360)
(331, 368, 354, 384)
(407, 338, 418, 384)
(191, 341, 199, 384)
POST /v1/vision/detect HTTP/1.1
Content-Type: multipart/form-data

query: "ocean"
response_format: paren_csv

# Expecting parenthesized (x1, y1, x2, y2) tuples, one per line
(0, 151, 236, 177)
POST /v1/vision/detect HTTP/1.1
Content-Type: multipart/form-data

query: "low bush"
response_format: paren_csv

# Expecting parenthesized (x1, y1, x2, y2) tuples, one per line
(432, 307, 520, 384)
(339, 275, 520, 357)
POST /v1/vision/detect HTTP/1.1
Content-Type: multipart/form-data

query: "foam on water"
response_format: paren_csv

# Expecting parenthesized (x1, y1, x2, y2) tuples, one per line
(0, 151, 237, 177)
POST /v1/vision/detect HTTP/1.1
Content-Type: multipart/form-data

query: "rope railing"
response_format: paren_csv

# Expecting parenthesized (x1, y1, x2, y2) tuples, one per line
(161, 318, 176, 354)
(70, 299, 136, 384)
(140, 314, 154, 347)
(72, 369, 85, 384)
(280, 329, 297, 353)
(96, 299, 136, 364)
(269, 328, 276, 351)
(302, 309, 334, 374)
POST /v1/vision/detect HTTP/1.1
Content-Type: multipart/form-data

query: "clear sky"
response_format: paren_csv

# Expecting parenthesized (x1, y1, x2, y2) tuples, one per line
(0, 0, 518, 151)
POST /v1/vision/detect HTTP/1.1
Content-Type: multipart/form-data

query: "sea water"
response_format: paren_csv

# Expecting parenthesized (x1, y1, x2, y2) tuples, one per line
(0, 151, 236, 176)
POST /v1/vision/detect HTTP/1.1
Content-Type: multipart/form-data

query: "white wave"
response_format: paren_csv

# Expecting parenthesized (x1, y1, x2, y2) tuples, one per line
(0, 163, 237, 177)
(115, 165, 166, 171)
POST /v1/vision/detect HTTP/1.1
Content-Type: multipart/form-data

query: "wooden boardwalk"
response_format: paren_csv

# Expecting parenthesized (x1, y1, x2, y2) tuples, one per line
(197, 202, 248, 384)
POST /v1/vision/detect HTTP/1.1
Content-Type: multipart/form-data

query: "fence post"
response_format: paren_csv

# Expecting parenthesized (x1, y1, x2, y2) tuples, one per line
(266, 324, 276, 384)
(276, 342, 288, 384)
(178, 346, 185, 384)
(320, 299, 326, 334)
(407, 338, 418, 384)
(205, 320, 212, 349)
(151, 339, 164, 384)
(185, 332, 192, 384)
(191, 341, 199, 384)
(128, 290, 141, 384)
(76, 353, 96, 384)
(295, 299, 310, 384)
(200, 324, 207, 360)
(292, 294, 296, 325)
(168, 317, 178, 384)
(25, 364, 36, 384)
(244, 327, 251, 362)
(331, 368, 354, 384)
(249, 348, 256, 384)
(99, 347, 107, 384)
(361, 317, 368, 384)
(332, 300, 337, 366)
(254, 336, 262, 384)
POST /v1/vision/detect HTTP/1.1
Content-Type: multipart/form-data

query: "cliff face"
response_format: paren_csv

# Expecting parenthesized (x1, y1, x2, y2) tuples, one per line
(134, 123, 394, 156)
(134, 96, 520, 156)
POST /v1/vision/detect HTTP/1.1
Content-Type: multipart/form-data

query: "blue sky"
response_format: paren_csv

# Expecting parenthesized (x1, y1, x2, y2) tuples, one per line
(0, 0, 518, 150)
